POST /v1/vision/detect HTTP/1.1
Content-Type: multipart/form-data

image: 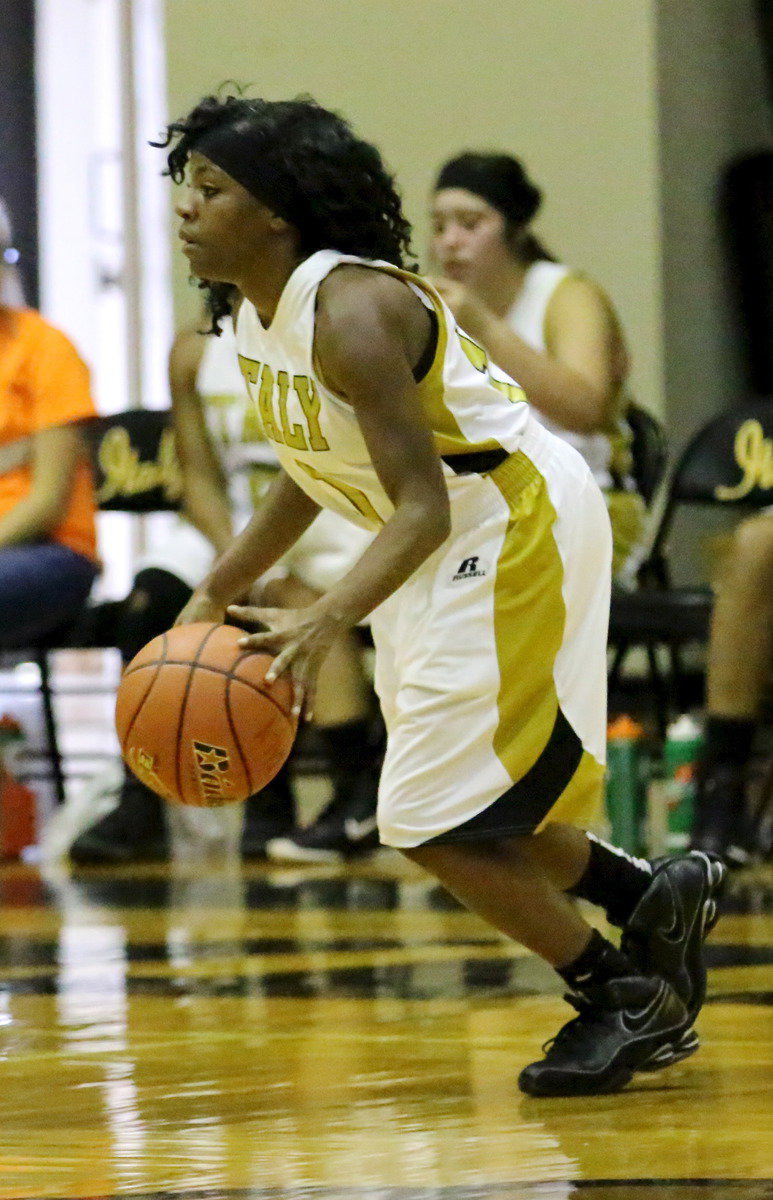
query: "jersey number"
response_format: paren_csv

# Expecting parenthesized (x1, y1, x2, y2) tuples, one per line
(456, 331, 522, 402)
(298, 461, 383, 525)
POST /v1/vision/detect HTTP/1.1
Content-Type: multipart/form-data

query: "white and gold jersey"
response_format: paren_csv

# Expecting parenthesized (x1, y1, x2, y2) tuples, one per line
(506, 259, 635, 491)
(234, 250, 533, 532)
(236, 250, 611, 848)
(196, 318, 280, 519)
(137, 306, 374, 595)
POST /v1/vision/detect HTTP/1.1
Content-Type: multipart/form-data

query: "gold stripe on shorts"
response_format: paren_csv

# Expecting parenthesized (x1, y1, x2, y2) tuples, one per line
(491, 451, 565, 782)
(489, 451, 604, 832)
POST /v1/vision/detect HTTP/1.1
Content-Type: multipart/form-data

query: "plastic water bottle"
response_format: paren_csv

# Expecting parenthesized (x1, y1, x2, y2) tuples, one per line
(662, 713, 703, 849)
(605, 715, 646, 854)
(0, 714, 36, 859)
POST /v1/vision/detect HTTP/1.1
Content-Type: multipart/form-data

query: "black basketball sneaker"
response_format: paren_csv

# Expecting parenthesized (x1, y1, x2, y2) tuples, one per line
(518, 975, 690, 1097)
(621, 850, 727, 1024)
(69, 776, 169, 864)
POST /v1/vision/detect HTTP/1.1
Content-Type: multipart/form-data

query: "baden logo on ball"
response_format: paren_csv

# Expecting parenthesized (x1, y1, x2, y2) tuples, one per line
(192, 740, 235, 805)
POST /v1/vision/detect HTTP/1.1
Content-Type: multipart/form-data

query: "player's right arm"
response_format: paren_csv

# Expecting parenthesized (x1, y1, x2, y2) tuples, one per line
(169, 324, 235, 556)
(176, 467, 322, 625)
(223, 267, 451, 704)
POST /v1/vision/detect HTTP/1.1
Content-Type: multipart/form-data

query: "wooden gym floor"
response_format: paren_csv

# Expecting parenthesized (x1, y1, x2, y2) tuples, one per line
(0, 851, 770, 1200)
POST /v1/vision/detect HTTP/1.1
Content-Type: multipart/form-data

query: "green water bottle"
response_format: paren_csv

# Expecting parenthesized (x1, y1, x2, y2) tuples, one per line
(662, 713, 703, 849)
(605, 714, 646, 854)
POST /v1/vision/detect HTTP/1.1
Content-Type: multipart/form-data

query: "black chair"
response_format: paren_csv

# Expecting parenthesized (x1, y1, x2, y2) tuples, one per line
(608, 402, 773, 733)
(626, 402, 668, 508)
(81, 408, 182, 514)
(1, 409, 182, 803)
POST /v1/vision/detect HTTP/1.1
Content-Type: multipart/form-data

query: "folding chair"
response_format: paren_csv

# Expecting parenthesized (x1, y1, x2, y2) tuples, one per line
(608, 402, 773, 734)
(626, 402, 668, 508)
(2, 409, 182, 802)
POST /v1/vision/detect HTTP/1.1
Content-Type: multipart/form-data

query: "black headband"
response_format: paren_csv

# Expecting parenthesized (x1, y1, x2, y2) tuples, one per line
(194, 123, 301, 226)
(435, 154, 541, 226)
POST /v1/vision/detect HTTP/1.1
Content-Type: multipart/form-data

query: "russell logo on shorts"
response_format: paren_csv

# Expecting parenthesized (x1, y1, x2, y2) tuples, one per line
(452, 556, 487, 582)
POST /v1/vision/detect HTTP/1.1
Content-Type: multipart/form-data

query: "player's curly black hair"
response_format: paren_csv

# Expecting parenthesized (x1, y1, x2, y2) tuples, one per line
(154, 93, 416, 333)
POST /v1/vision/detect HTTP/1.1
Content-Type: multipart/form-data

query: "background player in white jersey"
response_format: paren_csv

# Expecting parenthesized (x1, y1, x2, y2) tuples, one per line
(155, 93, 724, 1095)
(167, 315, 381, 863)
(71, 315, 379, 864)
(430, 153, 645, 579)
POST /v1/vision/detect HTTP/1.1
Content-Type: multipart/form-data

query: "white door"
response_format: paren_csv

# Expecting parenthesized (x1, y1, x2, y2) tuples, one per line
(35, 0, 173, 599)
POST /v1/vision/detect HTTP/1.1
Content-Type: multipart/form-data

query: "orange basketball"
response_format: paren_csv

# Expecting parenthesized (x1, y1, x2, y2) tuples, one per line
(115, 622, 297, 807)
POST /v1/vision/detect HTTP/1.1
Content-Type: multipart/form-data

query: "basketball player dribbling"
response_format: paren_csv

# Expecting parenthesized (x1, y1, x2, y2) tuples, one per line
(160, 93, 725, 1096)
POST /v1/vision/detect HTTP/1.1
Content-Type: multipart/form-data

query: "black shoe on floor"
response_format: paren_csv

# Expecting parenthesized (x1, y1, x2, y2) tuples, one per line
(265, 817, 379, 864)
(240, 788, 297, 859)
(518, 975, 691, 1097)
(689, 764, 754, 868)
(69, 778, 169, 864)
(621, 850, 726, 1024)
(266, 788, 379, 865)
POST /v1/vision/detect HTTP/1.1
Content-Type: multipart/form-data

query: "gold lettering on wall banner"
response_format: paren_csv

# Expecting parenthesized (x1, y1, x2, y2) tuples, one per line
(715, 420, 773, 500)
(97, 427, 183, 503)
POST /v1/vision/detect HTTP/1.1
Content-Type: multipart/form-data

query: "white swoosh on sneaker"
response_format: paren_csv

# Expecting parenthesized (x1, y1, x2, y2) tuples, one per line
(344, 815, 378, 841)
(620, 988, 666, 1034)
(660, 881, 687, 944)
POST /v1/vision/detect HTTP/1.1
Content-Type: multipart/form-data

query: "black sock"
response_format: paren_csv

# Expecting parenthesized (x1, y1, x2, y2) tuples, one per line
(318, 719, 379, 813)
(701, 716, 755, 772)
(566, 833, 653, 928)
(245, 762, 296, 824)
(558, 928, 635, 995)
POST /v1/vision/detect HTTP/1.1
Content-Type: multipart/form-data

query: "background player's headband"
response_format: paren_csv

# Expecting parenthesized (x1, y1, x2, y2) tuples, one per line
(435, 153, 541, 226)
(193, 123, 299, 225)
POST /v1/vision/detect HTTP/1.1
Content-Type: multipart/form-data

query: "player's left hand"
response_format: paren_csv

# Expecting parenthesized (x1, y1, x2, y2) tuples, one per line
(430, 276, 490, 339)
(226, 604, 349, 721)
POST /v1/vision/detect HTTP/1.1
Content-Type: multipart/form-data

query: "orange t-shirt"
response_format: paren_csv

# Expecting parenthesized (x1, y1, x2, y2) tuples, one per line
(0, 308, 98, 560)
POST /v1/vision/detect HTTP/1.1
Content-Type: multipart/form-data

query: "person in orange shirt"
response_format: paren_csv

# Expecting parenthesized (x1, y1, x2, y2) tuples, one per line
(0, 200, 98, 646)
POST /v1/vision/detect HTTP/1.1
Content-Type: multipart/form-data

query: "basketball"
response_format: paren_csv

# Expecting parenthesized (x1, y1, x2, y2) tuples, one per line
(115, 622, 297, 807)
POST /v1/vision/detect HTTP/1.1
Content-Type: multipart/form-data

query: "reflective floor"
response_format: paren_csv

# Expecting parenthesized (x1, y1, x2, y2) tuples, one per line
(0, 852, 770, 1200)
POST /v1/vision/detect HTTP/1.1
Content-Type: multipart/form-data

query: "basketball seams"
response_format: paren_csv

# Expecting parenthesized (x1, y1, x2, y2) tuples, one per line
(231, 649, 294, 719)
(119, 630, 170, 753)
(224, 675, 253, 795)
(123, 655, 290, 719)
(117, 623, 295, 806)
(174, 622, 224, 803)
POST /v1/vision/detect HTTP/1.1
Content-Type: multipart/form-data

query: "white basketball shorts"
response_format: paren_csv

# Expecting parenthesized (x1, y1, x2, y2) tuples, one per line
(370, 421, 611, 848)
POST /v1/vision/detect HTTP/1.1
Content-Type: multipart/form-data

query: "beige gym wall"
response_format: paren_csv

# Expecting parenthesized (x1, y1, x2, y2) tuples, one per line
(163, 0, 664, 415)
(656, 0, 772, 452)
